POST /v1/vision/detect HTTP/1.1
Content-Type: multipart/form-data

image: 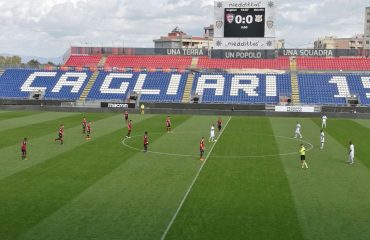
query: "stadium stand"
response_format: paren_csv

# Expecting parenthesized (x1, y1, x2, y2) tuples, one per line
(64, 55, 102, 68)
(298, 74, 370, 105)
(1, 61, 370, 105)
(86, 71, 188, 102)
(197, 57, 290, 70)
(192, 73, 291, 104)
(296, 57, 370, 71)
(104, 55, 192, 70)
(0, 69, 91, 100)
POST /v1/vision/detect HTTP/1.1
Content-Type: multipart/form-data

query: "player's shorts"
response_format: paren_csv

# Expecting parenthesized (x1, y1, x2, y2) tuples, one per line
(58, 133, 63, 139)
(22, 149, 26, 154)
(167, 123, 171, 128)
(83, 125, 86, 129)
(349, 154, 354, 160)
(218, 126, 221, 131)
(125, 116, 128, 120)
(87, 130, 91, 135)
(210, 133, 215, 138)
(300, 155, 305, 161)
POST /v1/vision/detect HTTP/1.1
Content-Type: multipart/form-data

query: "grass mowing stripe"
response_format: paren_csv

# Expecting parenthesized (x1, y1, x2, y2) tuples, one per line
(312, 118, 370, 170)
(165, 117, 304, 240)
(11, 115, 192, 240)
(0, 110, 40, 121)
(270, 117, 370, 240)
(0, 115, 164, 240)
(0, 111, 40, 124)
(0, 114, 148, 180)
(0, 112, 113, 149)
(161, 117, 231, 240)
(0, 111, 80, 133)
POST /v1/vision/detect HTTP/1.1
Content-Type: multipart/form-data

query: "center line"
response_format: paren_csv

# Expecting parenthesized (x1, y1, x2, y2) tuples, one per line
(160, 116, 232, 240)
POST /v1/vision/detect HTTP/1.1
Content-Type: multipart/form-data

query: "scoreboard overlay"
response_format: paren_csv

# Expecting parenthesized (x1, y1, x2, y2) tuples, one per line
(214, 1, 275, 50)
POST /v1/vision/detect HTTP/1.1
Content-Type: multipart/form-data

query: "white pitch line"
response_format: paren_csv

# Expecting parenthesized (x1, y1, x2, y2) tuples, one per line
(122, 133, 314, 159)
(160, 116, 232, 240)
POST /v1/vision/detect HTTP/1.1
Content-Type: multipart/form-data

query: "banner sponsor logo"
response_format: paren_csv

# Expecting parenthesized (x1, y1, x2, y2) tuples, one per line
(101, 102, 135, 108)
(213, 38, 275, 50)
(227, 2, 262, 8)
(275, 106, 315, 113)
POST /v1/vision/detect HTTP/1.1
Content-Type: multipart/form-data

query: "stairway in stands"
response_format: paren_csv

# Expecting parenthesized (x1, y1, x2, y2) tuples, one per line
(181, 57, 198, 103)
(97, 55, 108, 68)
(290, 58, 300, 105)
(190, 57, 199, 68)
(79, 71, 99, 101)
(0, 69, 5, 77)
(182, 73, 195, 103)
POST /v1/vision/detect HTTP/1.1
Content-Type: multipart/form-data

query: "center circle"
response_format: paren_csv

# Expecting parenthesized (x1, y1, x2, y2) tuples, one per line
(121, 131, 314, 158)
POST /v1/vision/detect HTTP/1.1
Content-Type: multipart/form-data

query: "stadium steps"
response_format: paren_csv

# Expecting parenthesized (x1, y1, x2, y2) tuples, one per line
(182, 73, 195, 103)
(0, 69, 4, 77)
(290, 58, 300, 105)
(97, 56, 108, 68)
(190, 57, 199, 68)
(79, 71, 99, 101)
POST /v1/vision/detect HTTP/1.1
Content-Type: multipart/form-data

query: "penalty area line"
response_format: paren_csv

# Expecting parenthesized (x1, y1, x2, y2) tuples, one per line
(160, 116, 232, 240)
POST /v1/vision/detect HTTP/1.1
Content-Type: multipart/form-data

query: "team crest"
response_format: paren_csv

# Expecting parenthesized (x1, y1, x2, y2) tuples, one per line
(267, 20, 274, 29)
(216, 21, 223, 29)
(226, 13, 235, 24)
(255, 15, 263, 23)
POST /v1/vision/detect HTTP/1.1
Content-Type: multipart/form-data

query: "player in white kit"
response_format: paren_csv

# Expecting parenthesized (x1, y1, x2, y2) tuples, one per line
(320, 129, 325, 149)
(209, 124, 215, 142)
(347, 141, 355, 164)
(322, 115, 327, 128)
(294, 121, 303, 139)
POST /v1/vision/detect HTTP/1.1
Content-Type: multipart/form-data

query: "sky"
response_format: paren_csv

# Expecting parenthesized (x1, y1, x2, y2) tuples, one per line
(0, 0, 367, 59)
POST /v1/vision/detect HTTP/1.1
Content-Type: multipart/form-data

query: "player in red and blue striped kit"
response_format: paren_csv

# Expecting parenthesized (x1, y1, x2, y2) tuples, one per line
(54, 124, 64, 144)
(21, 138, 27, 160)
(143, 131, 149, 152)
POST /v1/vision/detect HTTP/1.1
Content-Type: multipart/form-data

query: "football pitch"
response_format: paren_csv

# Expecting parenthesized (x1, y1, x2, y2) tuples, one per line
(0, 110, 370, 240)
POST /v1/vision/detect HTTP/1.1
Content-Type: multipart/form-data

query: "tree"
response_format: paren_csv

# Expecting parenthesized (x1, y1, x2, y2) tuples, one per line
(10, 56, 21, 65)
(27, 59, 41, 68)
(0, 55, 22, 66)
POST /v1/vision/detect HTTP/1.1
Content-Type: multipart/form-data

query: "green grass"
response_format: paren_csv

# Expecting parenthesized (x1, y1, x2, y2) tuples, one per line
(0, 111, 369, 240)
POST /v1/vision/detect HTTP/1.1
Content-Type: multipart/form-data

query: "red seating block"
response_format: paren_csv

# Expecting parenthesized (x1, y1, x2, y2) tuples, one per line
(64, 55, 101, 68)
(197, 57, 290, 70)
(105, 55, 192, 69)
(297, 57, 370, 71)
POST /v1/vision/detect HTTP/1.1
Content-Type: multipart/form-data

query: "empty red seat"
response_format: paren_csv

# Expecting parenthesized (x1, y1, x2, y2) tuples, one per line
(297, 57, 370, 71)
(197, 57, 290, 70)
(105, 55, 192, 69)
(64, 55, 102, 68)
